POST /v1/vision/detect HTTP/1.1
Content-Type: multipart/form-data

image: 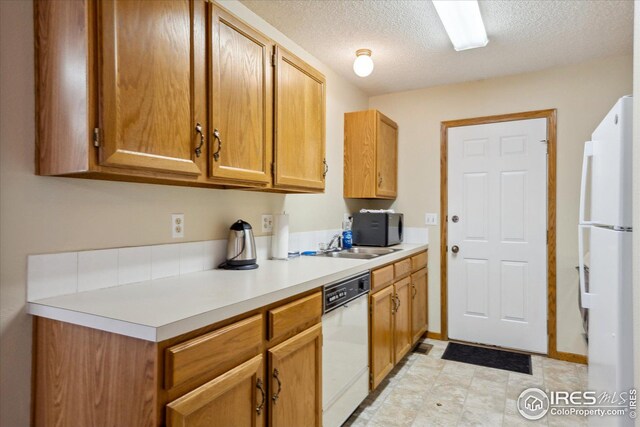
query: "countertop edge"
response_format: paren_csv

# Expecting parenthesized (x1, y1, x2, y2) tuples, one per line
(29, 244, 428, 342)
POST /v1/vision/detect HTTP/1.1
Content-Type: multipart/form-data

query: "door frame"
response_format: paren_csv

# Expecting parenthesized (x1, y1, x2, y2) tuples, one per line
(439, 109, 564, 359)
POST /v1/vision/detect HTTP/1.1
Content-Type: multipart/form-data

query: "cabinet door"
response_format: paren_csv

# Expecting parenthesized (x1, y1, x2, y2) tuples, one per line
(376, 112, 398, 198)
(274, 46, 326, 191)
(208, 5, 272, 185)
(411, 268, 428, 345)
(394, 277, 412, 362)
(268, 323, 322, 427)
(370, 286, 394, 389)
(166, 354, 265, 427)
(98, 0, 204, 176)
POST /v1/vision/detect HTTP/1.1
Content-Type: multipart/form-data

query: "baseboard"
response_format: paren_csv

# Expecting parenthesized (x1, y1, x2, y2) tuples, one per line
(426, 331, 444, 340)
(551, 351, 588, 365)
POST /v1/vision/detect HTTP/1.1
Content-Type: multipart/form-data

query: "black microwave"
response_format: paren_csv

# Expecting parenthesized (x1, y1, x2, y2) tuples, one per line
(352, 213, 403, 247)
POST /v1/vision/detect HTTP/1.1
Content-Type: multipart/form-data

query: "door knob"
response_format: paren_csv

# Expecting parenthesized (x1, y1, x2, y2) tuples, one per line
(451, 215, 459, 223)
(451, 245, 459, 254)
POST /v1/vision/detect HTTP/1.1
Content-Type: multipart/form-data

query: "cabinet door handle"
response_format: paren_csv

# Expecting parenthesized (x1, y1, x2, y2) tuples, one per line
(272, 369, 282, 404)
(212, 129, 222, 161)
(395, 295, 401, 310)
(323, 158, 328, 178)
(378, 172, 383, 187)
(256, 378, 266, 415)
(194, 123, 205, 158)
(412, 284, 417, 299)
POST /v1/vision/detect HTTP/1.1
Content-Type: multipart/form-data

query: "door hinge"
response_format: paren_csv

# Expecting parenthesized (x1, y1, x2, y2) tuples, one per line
(540, 139, 549, 154)
(93, 128, 101, 147)
(446, 245, 448, 253)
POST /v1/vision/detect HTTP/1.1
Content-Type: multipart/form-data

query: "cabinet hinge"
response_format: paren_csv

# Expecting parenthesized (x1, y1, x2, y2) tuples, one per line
(270, 52, 276, 67)
(270, 163, 275, 175)
(93, 128, 101, 147)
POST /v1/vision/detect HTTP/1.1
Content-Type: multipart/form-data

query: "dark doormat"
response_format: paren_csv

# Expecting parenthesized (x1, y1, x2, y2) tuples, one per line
(442, 342, 532, 374)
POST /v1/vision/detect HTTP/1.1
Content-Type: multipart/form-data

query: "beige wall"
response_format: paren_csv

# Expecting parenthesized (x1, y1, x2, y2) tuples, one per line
(0, 1, 368, 425)
(369, 54, 633, 356)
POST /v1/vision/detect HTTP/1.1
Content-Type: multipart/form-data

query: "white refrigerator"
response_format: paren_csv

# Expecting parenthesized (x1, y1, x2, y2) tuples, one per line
(578, 95, 634, 426)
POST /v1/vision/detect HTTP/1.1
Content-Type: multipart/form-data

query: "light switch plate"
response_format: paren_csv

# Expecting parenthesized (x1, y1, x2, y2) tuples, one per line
(424, 213, 438, 226)
(172, 214, 184, 238)
(262, 214, 273, 233)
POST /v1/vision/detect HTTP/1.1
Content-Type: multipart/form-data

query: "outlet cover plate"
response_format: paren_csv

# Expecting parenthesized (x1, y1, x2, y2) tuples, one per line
(424, 213, 438, 226)
(172, 214, 184, 238)
(261, 214, 273, 233)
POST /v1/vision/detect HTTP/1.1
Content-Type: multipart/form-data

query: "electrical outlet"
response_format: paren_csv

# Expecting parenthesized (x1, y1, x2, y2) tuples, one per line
(172, 214, 184, 238)
(424, 213, 438, 226)
(261, 214, 273, 233)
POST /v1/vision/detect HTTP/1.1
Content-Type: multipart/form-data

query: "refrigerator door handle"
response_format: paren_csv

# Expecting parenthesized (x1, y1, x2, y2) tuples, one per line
(579, 141, 594, 225)
(578, 224, 592, 309)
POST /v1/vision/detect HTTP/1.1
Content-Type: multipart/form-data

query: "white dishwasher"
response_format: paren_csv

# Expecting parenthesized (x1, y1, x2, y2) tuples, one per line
(322, 272, 370, 427)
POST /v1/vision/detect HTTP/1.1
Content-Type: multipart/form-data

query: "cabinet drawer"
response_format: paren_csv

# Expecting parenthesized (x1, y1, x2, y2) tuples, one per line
(165, 314, 263, 390)
(268, 292, 322, 341)
(371, 264, 394, 292)
(394, 258, 412, 278)
(411, 251, 428, 271)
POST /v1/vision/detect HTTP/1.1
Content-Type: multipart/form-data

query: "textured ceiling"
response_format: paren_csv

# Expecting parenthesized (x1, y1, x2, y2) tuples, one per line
(240, 0, 634, 96)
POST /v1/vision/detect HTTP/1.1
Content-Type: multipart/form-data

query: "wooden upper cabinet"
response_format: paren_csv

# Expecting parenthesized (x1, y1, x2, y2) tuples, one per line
(166, 354, 265, 427)
(344, 110, 398, 199)
(273, 46, 327, 191)
(98, 0, 203, 176)
(268, 324, 322, 427)
(208, 5, 272, 186)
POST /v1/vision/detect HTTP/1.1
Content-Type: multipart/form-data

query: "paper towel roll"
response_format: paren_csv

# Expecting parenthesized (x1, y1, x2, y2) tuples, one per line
(271, 213, 289, 260)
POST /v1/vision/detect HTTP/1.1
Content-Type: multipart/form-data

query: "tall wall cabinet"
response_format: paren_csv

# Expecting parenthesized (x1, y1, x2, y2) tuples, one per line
(35, 0, 326, 193)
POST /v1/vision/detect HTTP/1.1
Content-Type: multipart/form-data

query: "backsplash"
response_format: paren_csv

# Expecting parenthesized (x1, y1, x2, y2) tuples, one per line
(27, 227, 428, 301)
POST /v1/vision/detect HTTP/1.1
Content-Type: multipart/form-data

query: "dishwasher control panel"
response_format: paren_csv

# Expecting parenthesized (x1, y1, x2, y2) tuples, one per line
(323, 272, 370, 313)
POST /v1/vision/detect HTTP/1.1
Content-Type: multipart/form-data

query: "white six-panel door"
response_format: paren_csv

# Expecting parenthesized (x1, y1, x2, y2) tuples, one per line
(448, 118, 548, 353)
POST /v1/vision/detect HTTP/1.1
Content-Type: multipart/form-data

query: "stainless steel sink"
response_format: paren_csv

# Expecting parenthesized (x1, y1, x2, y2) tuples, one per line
(345, 247, 401, 255)
(317, 247, 401, 259)
(319, 251, 378, 259)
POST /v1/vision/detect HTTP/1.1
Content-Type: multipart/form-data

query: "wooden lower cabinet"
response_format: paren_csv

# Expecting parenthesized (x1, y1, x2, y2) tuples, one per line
(393, 277, 412, 362)
(370, 285, 395, 389)
(369, 251, 429, 390)
(411, 268, 428, 345)
(268, 323, 322, 427)
(166, 354, 265, 427)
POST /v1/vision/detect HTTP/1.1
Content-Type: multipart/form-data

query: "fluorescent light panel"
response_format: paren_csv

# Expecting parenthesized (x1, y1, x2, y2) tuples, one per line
(432, 0, 489, 51)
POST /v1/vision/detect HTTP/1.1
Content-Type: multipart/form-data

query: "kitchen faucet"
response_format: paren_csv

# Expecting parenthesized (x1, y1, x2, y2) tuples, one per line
(325, 234, 342, 252)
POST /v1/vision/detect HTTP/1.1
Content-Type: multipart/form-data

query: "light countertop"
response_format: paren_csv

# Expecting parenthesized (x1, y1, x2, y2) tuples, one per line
(28, 244, 427, 342)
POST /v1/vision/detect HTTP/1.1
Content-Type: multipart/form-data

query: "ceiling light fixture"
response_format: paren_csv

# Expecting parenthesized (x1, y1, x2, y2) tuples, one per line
(432, 0, 489, 51)
(353, 49, 374, 77)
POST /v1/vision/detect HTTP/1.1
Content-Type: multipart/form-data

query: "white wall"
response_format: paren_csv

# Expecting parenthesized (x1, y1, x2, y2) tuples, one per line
(0, 1, 368, 425)
(369, 55, 633, 356)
